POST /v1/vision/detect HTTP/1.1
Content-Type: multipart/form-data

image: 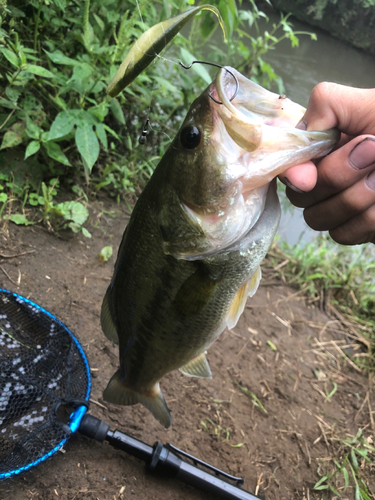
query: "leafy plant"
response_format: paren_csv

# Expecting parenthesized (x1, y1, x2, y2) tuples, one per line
(38, 180, 91, 237)
(0, 175, 91, 236)
(1, 0, 316, 206)
(98, 245, 113, 263)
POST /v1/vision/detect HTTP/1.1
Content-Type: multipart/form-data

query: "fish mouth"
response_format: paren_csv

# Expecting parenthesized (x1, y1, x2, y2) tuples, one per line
(211, 67, 340, 186)
(179, 68, 340, 261)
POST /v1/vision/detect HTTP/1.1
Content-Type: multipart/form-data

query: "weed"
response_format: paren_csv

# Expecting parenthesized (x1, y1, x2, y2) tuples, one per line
(0, 175, 91, 236)
(40, 180, 91, 237)
(233, 380, 268, 414)
(200, 418, 243, 447)
(314, 429, 375, 499)
(267, 340, 277, 351)
(266, 235, 375, 369)
(98, 245, 113, 264)
(324, 381, 338, 403)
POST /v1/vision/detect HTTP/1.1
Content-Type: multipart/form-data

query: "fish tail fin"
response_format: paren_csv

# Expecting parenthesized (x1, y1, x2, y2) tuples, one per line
(103, 369, 172, 428)
(101, 287, 119, 344)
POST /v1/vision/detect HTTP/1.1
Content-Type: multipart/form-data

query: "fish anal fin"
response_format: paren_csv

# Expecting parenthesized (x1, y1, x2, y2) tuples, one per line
(226, 267, 262, 329)
(101, 288, 119, 345)
(103, 369, 172, 428)
(179, 352, 212, 379)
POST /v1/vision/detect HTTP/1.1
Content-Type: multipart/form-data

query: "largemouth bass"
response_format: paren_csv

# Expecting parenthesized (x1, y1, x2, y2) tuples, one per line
(101, 68, 338, 428)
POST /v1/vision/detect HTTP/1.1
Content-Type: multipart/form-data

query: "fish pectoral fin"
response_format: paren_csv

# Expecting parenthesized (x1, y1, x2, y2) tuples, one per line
(226, 267, 262, 330)
(101, 288, 119, 345)
(179, 352, 212, 379)
(103, 370, 172, 429)
(247, 266, 262, 298)
(172, 265, 220, 316)
(158, 196, 214, 259)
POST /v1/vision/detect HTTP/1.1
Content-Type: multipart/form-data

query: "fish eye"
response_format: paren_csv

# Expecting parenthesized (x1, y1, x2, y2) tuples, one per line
(180, 126, 201, 150)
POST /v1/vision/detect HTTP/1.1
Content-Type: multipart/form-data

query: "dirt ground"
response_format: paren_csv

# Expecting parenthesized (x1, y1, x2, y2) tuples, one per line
(0, 200, 374, 500)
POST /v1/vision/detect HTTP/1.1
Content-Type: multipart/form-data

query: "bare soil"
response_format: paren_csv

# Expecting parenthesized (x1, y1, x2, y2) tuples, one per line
(0, 200, 374, 500)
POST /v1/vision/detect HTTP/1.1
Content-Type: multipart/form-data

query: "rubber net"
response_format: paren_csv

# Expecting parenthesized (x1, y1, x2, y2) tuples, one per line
(0, 289, 90, 479)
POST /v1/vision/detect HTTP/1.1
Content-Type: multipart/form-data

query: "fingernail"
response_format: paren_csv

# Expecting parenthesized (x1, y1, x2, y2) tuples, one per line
(349, 138, 375, 170)
(366, 169, 375, 190)
(284, 177, 305, 193)
(296, 120, 307, 131)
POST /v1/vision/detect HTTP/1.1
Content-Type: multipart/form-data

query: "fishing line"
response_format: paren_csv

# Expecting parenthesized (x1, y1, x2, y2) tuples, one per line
(179, 60, 239, 103)
(135, 0, 145, 31)
(0, 288, 261, 500)
(134, 42, 178, 67)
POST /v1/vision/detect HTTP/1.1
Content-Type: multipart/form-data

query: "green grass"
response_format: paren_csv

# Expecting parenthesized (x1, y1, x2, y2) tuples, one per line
(266, 235, 375, 369)
(314, 429, 375, 499)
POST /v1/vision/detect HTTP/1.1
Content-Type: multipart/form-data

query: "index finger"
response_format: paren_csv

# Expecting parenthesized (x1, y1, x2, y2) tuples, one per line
(301, 83, 375, 136)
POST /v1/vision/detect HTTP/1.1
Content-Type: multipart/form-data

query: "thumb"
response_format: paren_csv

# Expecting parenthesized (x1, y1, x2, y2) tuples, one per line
(301, 82, 375, 136)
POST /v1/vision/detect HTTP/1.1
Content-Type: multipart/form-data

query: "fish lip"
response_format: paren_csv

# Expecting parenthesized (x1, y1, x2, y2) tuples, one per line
(213, 67, 340, 170)
(215, 67, 238, 113)
(214, 66, 302, 128)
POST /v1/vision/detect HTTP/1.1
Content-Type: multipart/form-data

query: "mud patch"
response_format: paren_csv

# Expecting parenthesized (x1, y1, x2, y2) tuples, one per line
(0, 201, 373, 500)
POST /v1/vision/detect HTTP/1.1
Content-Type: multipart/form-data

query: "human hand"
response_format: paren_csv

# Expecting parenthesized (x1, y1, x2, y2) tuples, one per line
(279, 83, 375, 245)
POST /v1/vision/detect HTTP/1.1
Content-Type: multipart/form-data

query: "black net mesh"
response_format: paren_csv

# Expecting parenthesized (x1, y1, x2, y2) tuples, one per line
(0, 289, 91, 479)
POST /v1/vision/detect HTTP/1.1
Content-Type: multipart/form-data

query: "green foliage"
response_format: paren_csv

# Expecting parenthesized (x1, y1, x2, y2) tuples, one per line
(0, 174, 91, 236)
(200, 417, 243, 447)
(39, 179, 91, 236)
(98, 245, 113, 263)
(0, 0, 143, 179)
(271, 0, 375, 55)
(221, 0, 317, 92)
(0, 0, 315, 207)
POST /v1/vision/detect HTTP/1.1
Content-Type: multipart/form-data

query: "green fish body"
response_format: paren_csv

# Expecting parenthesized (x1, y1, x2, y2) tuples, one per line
(101, 68, 339, 428)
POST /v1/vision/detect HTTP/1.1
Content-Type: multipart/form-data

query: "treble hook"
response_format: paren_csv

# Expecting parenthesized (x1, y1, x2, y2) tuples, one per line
(179, 60, 239, 105)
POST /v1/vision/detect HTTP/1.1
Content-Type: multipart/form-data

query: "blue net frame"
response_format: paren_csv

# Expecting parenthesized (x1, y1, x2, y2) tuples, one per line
(0, 288, 91, 480)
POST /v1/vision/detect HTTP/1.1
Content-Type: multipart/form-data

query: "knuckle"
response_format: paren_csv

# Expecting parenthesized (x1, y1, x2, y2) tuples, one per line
(318, 166, 344, 192)
(329, 227, 355, 245)
(309, 82, 337, 105)
(329, 226, 367, 245)
(330, 205, 375, 245)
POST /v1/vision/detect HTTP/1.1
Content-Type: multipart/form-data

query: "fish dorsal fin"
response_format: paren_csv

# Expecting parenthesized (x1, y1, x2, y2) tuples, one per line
(226, 267, 261, 329)
(103, 369, 172, 428)
(179, 352, 212, 379)
(101, 288, 119, 345)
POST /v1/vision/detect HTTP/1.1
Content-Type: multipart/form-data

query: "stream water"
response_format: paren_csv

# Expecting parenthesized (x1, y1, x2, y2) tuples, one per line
(261, 11, 375, 245)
